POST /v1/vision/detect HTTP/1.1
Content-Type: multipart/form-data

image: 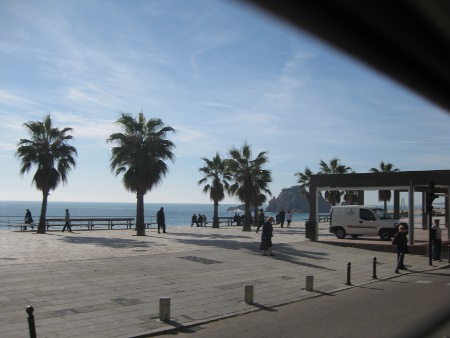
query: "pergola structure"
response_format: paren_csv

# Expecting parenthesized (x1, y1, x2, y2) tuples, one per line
(307, 170, 450, 244)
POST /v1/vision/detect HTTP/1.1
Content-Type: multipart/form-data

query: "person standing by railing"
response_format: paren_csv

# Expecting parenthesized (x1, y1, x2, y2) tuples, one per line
(157, 207, 166, 234)
(62, 209, 72, 232)
(24, 208, 34, 230)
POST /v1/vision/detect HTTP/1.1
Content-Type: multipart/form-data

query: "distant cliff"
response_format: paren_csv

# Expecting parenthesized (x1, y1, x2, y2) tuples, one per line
(265, 186, 330, 213)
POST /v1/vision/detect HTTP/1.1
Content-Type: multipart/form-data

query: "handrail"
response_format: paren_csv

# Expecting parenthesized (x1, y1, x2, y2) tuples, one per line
(44, 217, 136, 230)
(2, 216, 164, 231)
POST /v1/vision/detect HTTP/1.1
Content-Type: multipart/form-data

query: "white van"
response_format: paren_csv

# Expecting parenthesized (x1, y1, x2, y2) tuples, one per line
(329, 205, 408, 241)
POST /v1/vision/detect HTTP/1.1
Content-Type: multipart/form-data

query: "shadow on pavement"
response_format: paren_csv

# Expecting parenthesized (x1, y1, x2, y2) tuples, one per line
(59, 236, 155, 248)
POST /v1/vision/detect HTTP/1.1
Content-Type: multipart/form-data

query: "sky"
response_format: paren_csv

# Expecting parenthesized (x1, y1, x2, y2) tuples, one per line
(1, 0, 450, 206)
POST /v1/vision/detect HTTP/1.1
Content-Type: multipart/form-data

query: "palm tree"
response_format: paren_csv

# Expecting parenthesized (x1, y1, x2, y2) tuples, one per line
(319, 157, 351, 206)
(370, 161, 400, 211)
(198, 153, 232, 228)
(228, 142, 272, 231)
(249, 164, 272, 227)
(107, 112, 175, 236)
(343, 190, 358, 205)
(295, 167, 314, 199)
(16, 115, 77, 234)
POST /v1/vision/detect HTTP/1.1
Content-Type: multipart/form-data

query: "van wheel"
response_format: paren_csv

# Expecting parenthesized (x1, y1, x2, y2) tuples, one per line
(379, 229, 391, 241)
(336, 228, 346, 239)
(351, 235, 359, 239)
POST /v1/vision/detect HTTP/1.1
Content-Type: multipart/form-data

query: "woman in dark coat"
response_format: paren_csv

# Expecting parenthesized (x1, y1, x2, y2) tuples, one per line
(24, 208, 34, 230)
(260, 216, 275, 256)
(392, 225, 408, 273)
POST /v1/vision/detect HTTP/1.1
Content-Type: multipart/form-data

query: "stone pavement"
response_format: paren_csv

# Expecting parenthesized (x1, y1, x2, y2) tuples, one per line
(0, 223, 448, 338)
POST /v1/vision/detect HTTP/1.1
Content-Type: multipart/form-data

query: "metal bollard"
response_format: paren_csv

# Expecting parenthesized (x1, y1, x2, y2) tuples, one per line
(346, 262, 352, 285)
(306, 275, 314, 291)
(159, 297, 171, 322)
(244, 284, 254, 304)
(26, 306, 37, 338)
(372, 257, 378, 279)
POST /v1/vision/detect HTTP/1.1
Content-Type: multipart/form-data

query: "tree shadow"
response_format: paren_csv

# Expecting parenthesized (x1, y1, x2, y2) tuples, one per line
(59, 236, 155, 249)
(318, 239, 396, 254)
(169, 234, 336, 271)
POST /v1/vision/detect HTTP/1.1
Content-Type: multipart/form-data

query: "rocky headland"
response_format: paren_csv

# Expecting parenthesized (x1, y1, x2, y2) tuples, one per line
(227, 185, 331, 213)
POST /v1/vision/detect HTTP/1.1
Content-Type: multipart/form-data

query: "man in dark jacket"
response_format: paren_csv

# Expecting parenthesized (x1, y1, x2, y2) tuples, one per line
(157, 207, 166, 234)
(392, 225, 408, 273)
(278, 209, 286, 228)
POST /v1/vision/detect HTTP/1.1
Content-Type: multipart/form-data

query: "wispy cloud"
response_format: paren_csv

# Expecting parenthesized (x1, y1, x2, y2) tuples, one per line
(0, 89, 36, 108)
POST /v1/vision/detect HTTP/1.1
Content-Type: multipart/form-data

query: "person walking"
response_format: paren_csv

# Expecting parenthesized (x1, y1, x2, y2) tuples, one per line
(256, 209, 265, 232)
(431, 219, 442, 261)
(24, 208, 34, 230)
(157, 207, 166, 234)
(286, 210, 292, 228)
(62, 209, 72, 232)
(392, 225, 408, 273)
(259, 216, 275, 257)
(279, 209, 286, 228)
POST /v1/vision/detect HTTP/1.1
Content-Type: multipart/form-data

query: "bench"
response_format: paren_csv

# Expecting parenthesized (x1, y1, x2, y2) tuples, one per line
(9, 223, 36, 231)
(201, 217, 235, 226)
(218, 216, 235, 226)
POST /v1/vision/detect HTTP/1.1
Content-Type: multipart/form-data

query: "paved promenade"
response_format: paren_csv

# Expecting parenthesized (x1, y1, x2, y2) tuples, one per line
(0, 222, 448, 338)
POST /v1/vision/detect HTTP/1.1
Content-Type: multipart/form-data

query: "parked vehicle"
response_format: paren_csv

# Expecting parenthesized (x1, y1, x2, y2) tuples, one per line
(329, 205, 408, 240)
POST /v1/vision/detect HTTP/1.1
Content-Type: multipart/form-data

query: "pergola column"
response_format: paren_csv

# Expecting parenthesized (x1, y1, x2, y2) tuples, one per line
(393, 190, 400, 219)
(408, 181, 415, 245)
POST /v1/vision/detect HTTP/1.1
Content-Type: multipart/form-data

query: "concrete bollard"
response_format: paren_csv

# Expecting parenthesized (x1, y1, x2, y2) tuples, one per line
(306, 275, 314, 291)
(244, 284, 254, 304)
(159, 297, 171, 322)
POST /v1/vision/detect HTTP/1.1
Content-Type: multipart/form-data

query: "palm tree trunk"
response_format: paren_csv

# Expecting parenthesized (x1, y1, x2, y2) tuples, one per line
(253, 205, 258, 227)
(37, 191, 49, 234)
(212, 201, 219, 228)
(136, 193, 145, 236)
(243, 202, 252, 231)
(384, 200, 387, 211)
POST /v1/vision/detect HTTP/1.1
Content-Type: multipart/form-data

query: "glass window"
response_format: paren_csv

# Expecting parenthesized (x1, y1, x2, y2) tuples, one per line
(373, 208, 391, 220)
(360, 208, 375, 221)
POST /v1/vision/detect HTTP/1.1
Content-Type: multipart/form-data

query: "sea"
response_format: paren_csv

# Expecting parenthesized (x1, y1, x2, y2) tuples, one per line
(0, 201, 310, 230)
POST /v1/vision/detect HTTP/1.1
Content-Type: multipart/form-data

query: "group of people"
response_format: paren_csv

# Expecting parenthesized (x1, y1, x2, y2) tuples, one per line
(274, 209, 293, 228)
(24, 208, 72, 232)
(233, 213, 243, 226)
(191, 213, 207, 227)
(391, 218, 442, 273)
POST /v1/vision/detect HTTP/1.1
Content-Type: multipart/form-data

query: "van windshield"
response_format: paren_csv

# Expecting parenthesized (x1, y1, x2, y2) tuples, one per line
(373, 208, 392, 220)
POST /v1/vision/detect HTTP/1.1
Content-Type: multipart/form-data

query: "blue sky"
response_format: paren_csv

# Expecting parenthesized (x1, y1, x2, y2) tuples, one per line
(1, 0, 449, 206)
